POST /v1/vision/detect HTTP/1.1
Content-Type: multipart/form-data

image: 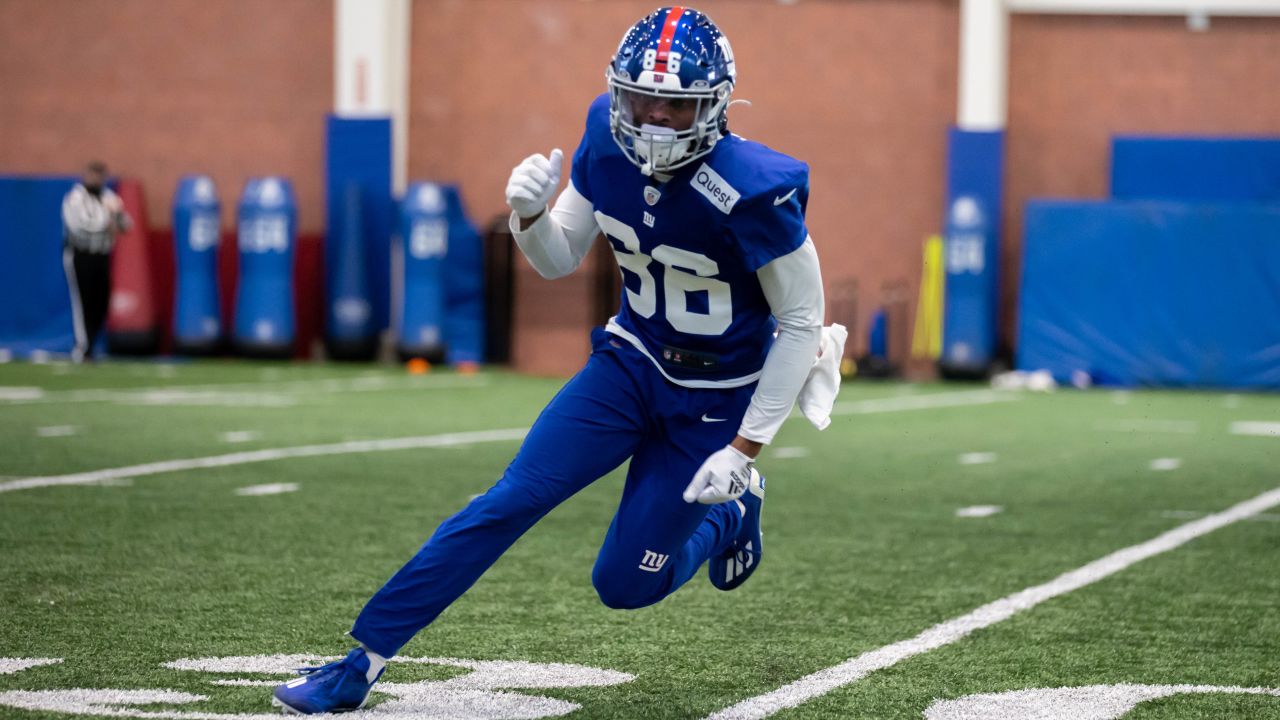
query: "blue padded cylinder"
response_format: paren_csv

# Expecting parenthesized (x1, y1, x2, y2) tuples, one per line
(396, 182, 448, 362)
(233, 177, 296, 358)
(172, 175, 222, 354)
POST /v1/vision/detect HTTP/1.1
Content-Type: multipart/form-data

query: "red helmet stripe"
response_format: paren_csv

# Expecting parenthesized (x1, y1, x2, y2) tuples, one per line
(654, 6, 685, 73)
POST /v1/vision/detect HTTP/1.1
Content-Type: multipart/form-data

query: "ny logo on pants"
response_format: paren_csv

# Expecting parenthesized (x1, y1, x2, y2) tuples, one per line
(638, 550, 669, 573)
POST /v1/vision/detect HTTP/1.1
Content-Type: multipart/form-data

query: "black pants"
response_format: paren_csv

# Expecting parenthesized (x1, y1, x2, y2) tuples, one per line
(64, 247, 112, 361)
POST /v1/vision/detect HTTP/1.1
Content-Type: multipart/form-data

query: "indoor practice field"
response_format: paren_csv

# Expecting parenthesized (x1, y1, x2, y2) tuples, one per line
(1, 360, 1278, 720)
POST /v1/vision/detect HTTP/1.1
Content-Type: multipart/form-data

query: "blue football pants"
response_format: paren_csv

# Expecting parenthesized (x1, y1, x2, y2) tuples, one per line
(351, 329, 755, 658)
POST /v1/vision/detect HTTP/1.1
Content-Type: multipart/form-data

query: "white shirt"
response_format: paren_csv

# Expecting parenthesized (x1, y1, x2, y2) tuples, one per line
(62, 184, 130, 254)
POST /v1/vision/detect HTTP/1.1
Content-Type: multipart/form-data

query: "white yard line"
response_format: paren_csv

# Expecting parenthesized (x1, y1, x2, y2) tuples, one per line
(0, 429, 529, 494)
(1230, 421, 1280, 438)
(831, 390, 1018, 416)
(706, 484, 1280, 720)
(0, 374, 490, 406)
(0, 387, 43, 401)
(0, 659, 62, 675)
(3, 389, 1009, 496)
(1094, 419, 1199, 434)
(35, 425, 78, 438)
(1161, 509, 1280, 523)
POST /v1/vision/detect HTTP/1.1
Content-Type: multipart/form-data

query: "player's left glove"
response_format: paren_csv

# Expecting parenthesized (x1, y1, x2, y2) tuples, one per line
(683, 445, 754, 504)
(505, 148, 564, 219)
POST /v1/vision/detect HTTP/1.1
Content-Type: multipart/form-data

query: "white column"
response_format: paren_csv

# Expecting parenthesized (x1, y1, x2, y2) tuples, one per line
(335, 0, 410, 193)
(957, 0, 1009, 131)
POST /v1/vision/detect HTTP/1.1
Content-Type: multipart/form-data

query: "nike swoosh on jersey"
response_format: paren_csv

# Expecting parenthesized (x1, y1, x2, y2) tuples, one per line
(701, 414, 728, 423)
(773, 188, 797, 206)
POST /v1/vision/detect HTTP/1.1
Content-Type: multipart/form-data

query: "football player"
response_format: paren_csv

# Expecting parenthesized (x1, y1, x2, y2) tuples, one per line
(273, 6, 827, 714)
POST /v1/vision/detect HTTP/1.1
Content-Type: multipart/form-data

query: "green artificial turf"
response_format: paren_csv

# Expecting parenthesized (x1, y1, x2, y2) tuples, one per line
(1, 360, 1277, 719)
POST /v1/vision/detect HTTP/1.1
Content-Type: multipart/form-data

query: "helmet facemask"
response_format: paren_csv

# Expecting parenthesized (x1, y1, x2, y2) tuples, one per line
(607, 71, 732, 176)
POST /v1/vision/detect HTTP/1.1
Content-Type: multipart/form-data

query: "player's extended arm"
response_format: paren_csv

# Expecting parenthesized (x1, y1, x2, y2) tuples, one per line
(505, 149, 600, 280)
(684, 238, 825, 504)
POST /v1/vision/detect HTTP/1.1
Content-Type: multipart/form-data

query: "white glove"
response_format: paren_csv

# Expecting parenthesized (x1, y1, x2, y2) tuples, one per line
(505, 148, 564, 219)
(683, 445, 754, 504)
(797, 324, 848, 431)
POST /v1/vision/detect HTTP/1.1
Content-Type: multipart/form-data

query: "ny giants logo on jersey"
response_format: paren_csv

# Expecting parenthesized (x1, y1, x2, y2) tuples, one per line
(691, 163, 740, 214)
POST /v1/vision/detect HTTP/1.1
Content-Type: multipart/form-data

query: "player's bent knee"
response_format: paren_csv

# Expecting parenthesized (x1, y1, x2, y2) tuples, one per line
(591, 568, 665, 610)
(593, 583, 657, 611)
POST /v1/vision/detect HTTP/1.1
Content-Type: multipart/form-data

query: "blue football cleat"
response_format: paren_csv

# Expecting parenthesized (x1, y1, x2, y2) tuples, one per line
(709, 468, 764, 591)
(272, 648, 383, 715)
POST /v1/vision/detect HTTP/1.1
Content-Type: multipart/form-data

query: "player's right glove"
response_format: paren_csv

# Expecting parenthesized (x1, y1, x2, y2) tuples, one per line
(505, 148, 564, 219)
(683, 445, 754, 504)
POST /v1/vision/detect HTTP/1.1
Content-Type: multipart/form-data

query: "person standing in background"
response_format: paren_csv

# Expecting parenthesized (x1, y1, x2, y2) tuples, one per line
(62, 161, 130, 362)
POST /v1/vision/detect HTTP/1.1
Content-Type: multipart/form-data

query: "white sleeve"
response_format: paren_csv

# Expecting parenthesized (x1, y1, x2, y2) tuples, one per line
(62, 187, 88, 234)
(102, 188, 131, 231)
(61, 192, 77, 231)
(509, 181, 600, 279)
(738, 236, 825, 445)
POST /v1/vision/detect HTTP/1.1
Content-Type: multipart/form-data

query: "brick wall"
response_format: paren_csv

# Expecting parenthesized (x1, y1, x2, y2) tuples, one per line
(408, 0, 959, 374)
(5, 2, 1278, 373)
(0, 0, 332, 233)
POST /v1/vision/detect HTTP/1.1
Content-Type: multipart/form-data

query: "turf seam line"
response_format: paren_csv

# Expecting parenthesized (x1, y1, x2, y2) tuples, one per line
(705, 484, 1280, 720)
(0, 429, 530, 493)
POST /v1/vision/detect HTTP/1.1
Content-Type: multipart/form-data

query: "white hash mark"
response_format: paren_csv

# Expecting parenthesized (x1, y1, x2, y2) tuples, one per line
(955, 505, 1003, 518)
(234, 483, 299, 497)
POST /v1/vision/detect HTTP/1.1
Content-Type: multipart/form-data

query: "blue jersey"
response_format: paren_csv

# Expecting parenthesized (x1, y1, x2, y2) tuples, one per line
(571, 94, 811, 387)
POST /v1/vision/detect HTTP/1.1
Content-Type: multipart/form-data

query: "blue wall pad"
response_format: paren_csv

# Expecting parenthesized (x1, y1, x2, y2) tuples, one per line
(0, 175, 79, 357)
(1112, 137, 1280, 202)
(326, 182, 377, 358)
(326, 116, 393, 336)
(1018, 200, 1280, 388)
(941, 127, 1005, 374)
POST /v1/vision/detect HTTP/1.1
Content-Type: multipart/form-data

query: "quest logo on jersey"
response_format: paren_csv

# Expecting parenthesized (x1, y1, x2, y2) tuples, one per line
(691, 164, 740, 215)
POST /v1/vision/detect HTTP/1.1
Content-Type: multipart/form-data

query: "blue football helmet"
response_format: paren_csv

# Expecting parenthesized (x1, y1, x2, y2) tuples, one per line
(607, 7, 736, 175)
